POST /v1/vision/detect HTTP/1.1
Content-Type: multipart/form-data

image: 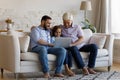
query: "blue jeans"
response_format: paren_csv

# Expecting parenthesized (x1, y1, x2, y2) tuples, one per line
(64, 50, 72, 68)
(66, 44, 98, 69)
(79, 44, 98, 68)
(31, 46, 66, 74)
(66, 46, 85, 68)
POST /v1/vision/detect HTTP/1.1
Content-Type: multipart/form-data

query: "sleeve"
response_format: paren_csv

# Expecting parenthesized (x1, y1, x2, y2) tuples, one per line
(51, 37, 55, 43)
(77, 25, 84, 37)
(30, 28, 40, 43)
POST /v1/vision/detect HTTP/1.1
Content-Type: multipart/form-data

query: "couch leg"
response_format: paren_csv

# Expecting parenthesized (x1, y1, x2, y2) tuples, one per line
(1, 68, 4, 78)
(14, 73, 19, 80)
(108, 66, 111, 71)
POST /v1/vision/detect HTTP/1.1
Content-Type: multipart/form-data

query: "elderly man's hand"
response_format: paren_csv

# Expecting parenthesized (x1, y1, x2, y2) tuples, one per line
(70, 43, 74, 47)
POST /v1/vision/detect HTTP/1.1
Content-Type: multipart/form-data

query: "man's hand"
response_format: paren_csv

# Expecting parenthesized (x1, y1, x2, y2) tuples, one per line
(70, 36, 84, 46)
(48, 43, 54, 47)
(70, 43, 74, 47)
(38, 39, 54, 47)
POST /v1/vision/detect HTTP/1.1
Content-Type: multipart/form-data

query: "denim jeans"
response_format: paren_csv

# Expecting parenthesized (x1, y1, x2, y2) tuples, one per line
(66, 46, 85, 68)
(66, 44, 98, 69)
(79, 44, 98, 68)
(64, 50, 72, 68)
(31, 46, 66, 74)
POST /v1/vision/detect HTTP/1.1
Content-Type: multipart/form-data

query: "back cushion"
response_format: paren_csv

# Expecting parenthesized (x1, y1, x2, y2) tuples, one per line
(82, 29, 93, 43)
(89, 35, 107, 49)
(19, 36, 30, 53)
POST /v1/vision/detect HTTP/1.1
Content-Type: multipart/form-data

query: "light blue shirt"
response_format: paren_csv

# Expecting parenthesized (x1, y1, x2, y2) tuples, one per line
(30, 26, 52, 49)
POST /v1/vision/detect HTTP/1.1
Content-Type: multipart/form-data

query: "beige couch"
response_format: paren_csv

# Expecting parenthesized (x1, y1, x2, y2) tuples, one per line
(0, 29, 114, 78)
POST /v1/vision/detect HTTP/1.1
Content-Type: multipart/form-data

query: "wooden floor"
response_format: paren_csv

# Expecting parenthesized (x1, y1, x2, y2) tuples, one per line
(112, 62, 120, 71)
(95, 62, 120, 71)
(0, 62, 120, 80)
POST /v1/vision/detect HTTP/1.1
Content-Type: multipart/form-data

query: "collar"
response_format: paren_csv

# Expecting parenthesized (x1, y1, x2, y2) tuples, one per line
(38, 25, 44, 30)
(38, 25, 51, 32)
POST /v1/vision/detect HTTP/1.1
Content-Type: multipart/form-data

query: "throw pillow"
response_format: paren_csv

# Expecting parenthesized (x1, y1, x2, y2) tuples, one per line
(82, 29, 93, 43)
(19, 36, 30, 53)
(89, 35, 106, 49)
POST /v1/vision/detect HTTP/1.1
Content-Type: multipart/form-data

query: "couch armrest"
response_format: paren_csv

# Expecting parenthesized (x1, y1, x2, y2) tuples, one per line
(0, 35, 21, 72)
(93, 33, 114, 65)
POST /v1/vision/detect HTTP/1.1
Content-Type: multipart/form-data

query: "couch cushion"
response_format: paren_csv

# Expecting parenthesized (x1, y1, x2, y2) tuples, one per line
(19, 36, 30, 53)
(21, 49, 108, 61)
(89, 35, 107, 49)
(80, 49, 108, 59)
(82, 29, 93, 43)
(21, 52, 56, 61)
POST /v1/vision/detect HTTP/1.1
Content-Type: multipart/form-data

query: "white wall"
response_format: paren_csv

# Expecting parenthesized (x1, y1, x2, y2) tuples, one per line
(0, 0, 96, 32)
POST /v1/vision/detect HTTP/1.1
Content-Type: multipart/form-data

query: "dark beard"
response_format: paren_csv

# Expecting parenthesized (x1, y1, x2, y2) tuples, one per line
(44, 27, 47, 30)
(43, 24, 47, 30)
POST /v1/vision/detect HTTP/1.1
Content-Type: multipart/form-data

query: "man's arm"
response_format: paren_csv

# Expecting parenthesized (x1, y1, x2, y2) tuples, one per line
(38, 39, 54, 47)
(70, 36, 84, 47)
(31, 27, 54, 47)
(70, 25, 85, 46)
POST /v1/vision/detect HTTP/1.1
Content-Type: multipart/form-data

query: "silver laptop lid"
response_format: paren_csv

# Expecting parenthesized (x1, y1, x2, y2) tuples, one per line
(54, 37, 71, 48)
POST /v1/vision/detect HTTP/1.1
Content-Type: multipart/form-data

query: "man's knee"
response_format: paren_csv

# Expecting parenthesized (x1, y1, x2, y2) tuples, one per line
(90, 44, 98, 54)
(60, 47, 66, 52)
(71, 46, 78, 50)
(38, 46, 47, 55)
(58, 47, 66, 55)
(91, 44, 98, 50)
(40, 46, 47, 51)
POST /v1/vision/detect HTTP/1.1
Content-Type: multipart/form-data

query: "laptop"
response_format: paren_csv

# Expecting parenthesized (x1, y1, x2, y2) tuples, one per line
(53, 37, 71, 48)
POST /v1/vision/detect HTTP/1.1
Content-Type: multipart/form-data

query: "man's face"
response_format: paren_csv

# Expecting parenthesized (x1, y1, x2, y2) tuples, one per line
(43, 19, 51, 30)
(63, 20, 72, 28)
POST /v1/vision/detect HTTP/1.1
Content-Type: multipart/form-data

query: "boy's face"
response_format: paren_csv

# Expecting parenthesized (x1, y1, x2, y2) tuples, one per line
(54, 28, 61, 37)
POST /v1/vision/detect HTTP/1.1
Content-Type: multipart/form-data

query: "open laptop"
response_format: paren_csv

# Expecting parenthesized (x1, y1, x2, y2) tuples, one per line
(54, 37, 71, 48)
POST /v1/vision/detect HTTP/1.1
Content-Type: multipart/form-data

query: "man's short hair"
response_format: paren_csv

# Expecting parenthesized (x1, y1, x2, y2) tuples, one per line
(62, 12, 73, 21)
(41, 15, 52, 22)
